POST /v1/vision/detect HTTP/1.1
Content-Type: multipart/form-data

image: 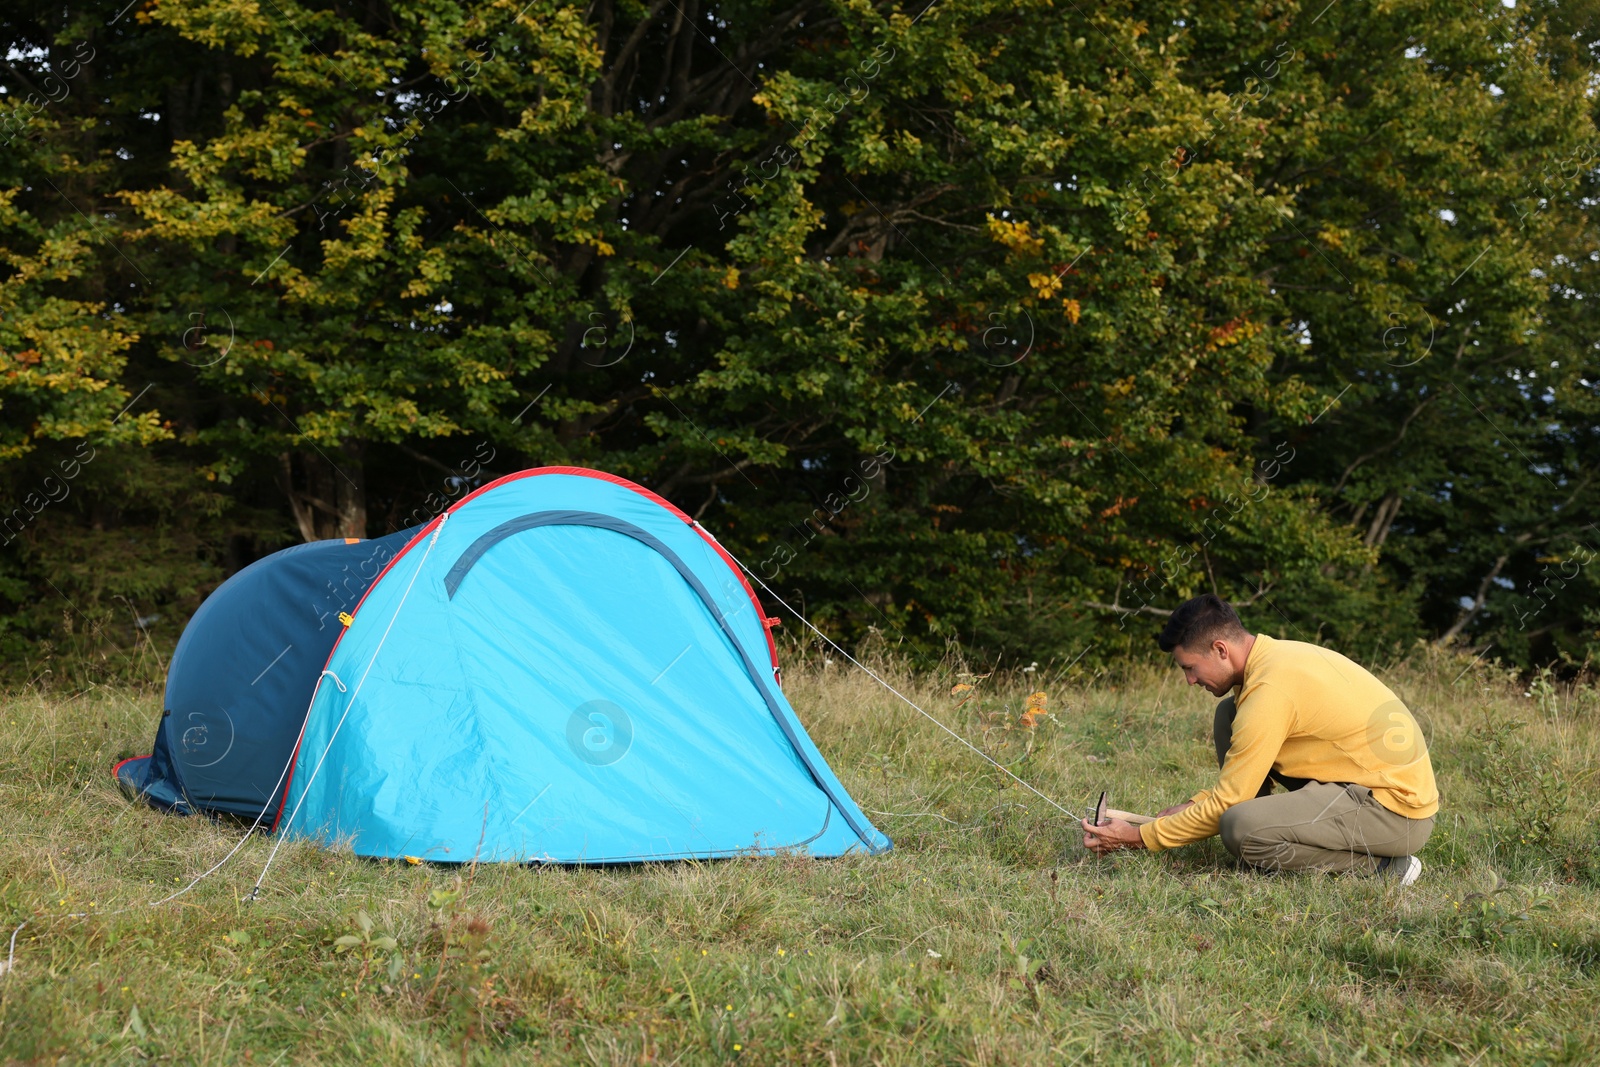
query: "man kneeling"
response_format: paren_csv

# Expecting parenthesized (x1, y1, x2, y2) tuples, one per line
(1082, 595, 1439, 884)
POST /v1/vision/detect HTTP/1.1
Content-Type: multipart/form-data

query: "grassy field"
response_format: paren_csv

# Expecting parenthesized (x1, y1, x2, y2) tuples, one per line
(3, 641, 1599, 1065)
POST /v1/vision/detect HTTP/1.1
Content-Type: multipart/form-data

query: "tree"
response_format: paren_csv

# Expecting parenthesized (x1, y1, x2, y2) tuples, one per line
(0, 0, 1593, 681)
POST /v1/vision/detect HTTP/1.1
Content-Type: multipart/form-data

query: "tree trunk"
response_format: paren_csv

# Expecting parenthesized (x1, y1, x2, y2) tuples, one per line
(335, 439, 367, 539)
(277, 449, 364, 541)
(279, 452, 318, 543)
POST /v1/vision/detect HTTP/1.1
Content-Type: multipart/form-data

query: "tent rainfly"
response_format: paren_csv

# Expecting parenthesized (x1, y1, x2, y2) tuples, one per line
(115, 466, 891, 863)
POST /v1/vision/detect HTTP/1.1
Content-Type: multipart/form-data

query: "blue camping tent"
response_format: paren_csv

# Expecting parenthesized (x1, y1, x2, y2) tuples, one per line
(116, 466, 890, 863)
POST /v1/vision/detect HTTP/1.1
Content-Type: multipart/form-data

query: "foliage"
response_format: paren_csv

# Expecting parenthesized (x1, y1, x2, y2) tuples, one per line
(331, 907, 401, 993)
(1469, 713, 1571, 848)
(1452, 876, 1556, 948)
(0, 0, 1596, 679)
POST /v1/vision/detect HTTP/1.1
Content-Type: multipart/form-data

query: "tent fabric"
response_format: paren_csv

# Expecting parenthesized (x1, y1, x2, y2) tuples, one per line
(278, 468, 890, 862)
(114, 526, 421, 817)
(118, 465, 890, 864)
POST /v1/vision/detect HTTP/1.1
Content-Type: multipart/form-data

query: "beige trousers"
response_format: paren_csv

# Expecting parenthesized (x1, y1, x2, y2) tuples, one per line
(1211, 697, 1434, 875)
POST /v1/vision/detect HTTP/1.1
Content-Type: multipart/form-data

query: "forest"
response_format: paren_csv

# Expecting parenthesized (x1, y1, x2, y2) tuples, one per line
(1, 0, 1597, 681)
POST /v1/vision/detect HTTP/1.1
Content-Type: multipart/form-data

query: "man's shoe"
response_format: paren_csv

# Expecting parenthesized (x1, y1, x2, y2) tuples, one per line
(1377, 855, 1423, 886)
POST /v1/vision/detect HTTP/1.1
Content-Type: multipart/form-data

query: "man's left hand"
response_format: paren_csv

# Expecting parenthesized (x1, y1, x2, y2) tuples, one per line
(1082, 817, 1146, 855)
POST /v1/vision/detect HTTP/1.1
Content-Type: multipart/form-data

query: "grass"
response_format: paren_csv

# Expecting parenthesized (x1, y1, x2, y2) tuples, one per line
(3, 641, 1600, 1064)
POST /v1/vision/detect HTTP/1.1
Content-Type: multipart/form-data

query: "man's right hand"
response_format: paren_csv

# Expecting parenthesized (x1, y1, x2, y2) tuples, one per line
(1156, 801, 1195, 819)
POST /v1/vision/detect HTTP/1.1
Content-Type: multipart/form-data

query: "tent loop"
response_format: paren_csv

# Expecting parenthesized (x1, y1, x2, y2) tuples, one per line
(319, 670, 347, 693)
(711, 531, 1077, 821)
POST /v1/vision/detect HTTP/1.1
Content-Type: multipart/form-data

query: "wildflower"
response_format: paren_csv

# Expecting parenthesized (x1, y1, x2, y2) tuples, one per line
(733, 1044, 743, 1052)
(927, 949, 942, 959)
(776, 948, 786, 956)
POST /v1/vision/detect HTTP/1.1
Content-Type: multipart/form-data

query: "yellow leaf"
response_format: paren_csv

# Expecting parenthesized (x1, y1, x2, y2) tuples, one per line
(1027, 272, 1063, 300)
(404, 856, 422, 865)
(722, 266, 741, 289)
(985, 215, 1044, 257)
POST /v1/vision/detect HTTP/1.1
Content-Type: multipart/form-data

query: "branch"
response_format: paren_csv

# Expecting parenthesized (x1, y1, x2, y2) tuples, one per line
(654, 459, 696, 497)
(673, 456, 761, 487)
(596, 0, 672, 117)
(692, 480, 720, 521)
(1234, 581, 1276, 608)
(1332, 396, 1432, 494)
(1437, 542, 1523, 645)
(1081, 601, 1173, 618)
(394, 443, 500, 482)
(1363, 491, 1402, 549)
(1435, 479, 1594, 645)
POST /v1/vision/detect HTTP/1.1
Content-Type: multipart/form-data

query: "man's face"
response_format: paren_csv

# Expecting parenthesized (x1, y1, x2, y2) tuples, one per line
(1172, 640, 1236, 697)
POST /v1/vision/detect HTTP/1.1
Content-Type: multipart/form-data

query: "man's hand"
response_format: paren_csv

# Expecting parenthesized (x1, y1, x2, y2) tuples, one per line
(1156, 800, 1194, 818)
(1082, 817, 1145, 855)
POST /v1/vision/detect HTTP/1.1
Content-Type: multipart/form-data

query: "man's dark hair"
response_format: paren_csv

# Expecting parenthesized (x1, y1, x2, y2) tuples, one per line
(1156, 594, 1250, 652)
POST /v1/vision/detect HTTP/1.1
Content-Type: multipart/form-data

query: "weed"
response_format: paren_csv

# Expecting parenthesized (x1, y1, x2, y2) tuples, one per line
(1452, 877, 1555, 948)
(420, 882, 522, 1061)
(1003, 934, 1051, 1005)
(1524, 665, 1562, 718)
(1469, 714, 1570, 847)
(331, 908, 400, 992)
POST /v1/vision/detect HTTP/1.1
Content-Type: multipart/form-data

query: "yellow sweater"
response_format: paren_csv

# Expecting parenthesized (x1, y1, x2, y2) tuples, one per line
(1139, 633, 1440, 851)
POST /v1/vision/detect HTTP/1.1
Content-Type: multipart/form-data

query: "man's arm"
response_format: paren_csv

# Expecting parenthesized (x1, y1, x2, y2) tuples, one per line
(1082, 801, 1193, 853)
(1137, 684, 1293, 851)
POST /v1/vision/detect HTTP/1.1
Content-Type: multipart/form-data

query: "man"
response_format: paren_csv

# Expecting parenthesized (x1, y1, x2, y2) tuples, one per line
(1082, 595, 1439, 883)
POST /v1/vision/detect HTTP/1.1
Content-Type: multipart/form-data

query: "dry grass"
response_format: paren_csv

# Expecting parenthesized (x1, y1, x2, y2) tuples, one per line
(2, 641, 1599, 1064)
